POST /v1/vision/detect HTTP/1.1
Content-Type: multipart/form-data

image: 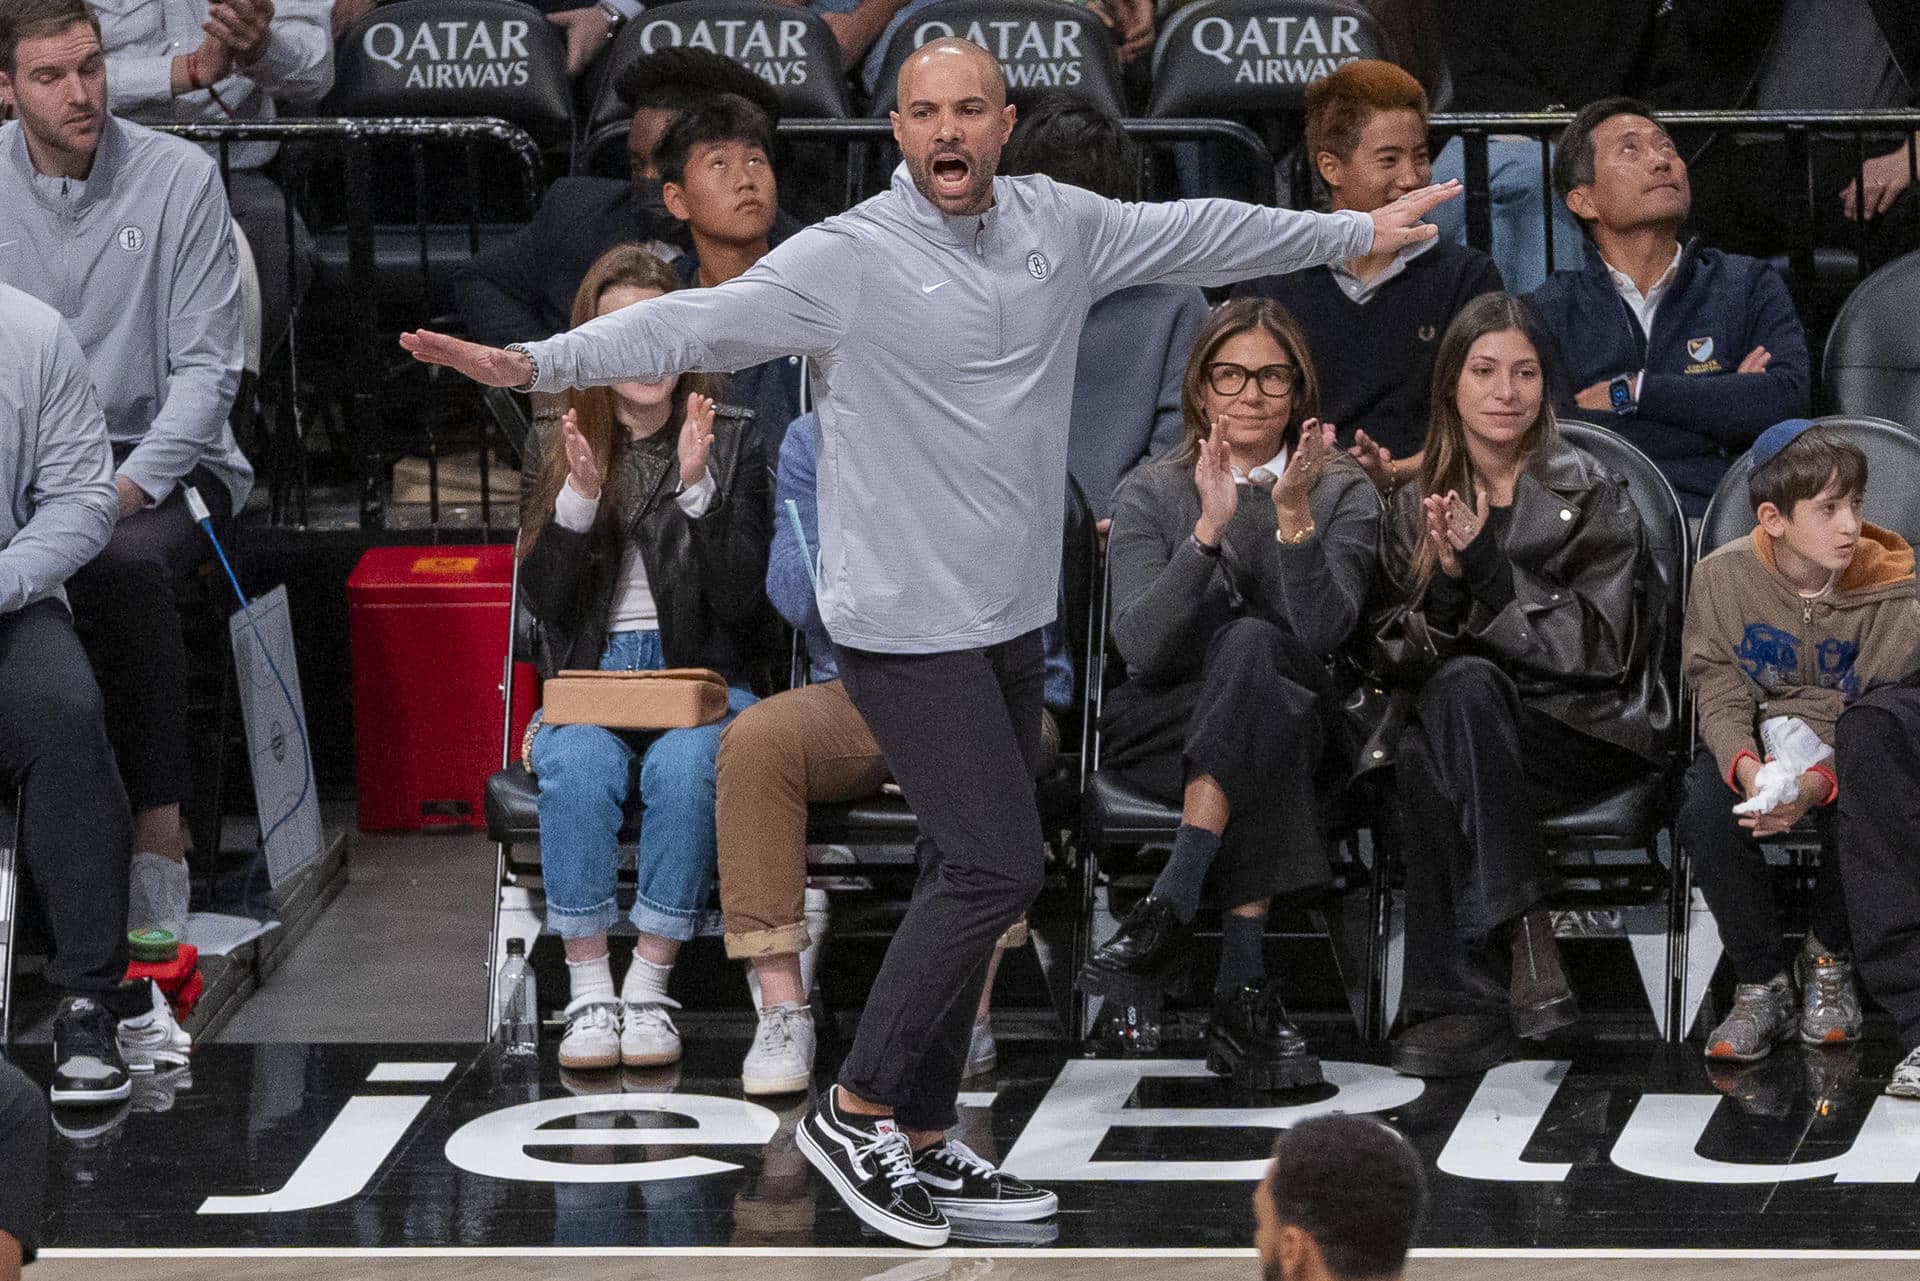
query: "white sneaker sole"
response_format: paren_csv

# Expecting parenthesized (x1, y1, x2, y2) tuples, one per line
(931, 1189, 1059, 1222)
(742, 1067, 812, 1095)
(50, 1079, 133, 1106)
(797, 1119, 950, 1248)
(558, 1046, 621, 1070)
(622, 1046, 683, 1068)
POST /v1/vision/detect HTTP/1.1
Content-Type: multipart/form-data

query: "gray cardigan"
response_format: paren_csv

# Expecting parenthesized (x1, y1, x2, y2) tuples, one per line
(1108, 452, 1381, 685)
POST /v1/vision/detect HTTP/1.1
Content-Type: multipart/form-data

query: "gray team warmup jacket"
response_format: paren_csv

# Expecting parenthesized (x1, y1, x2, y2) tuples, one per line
(0, 116, 252, 511)
(525, 164, 1374, 654)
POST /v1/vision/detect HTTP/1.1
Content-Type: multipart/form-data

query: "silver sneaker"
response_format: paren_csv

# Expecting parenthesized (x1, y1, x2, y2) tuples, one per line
(1887, 1046, 1920, 1099)
(621, 997, 684, 1068)
(1796, 942, 1863, 1047)
(1705, 976, 1797, 1063)
(742, 1001, 815, 1095)
(963, 1020, 996, 1078)
(557, 998, 621, 1071)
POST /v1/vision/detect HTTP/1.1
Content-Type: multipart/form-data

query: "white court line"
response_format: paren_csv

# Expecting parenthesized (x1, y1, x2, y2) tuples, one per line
(365, 1062, 457, 1083)
(35, 1247, 1920, 1261)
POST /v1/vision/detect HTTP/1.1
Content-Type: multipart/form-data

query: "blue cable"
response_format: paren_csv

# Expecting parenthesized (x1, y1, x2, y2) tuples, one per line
(187, 487, 314, 862)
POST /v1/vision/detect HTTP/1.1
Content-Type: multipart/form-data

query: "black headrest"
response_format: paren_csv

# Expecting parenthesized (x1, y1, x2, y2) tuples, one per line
(326, 0, 574, 146)
(1147, 0, 1391, 118)
(1825, 248, 1920, 425)
(1699, 415, 1920, 555)
(590, 3, 852, 127)
(868, 0, 1124, 117)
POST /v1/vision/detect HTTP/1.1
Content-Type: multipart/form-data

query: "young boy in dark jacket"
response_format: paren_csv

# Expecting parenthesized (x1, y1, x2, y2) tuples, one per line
(1681, 421, 1920, 1064)
(1526, 99, 1809, 516)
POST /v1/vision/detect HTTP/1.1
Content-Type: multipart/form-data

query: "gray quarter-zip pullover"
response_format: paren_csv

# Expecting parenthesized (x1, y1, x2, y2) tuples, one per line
(0, 116, 252, 511)
(525, 165, 1372, 653)
(0, 284, 118, 612)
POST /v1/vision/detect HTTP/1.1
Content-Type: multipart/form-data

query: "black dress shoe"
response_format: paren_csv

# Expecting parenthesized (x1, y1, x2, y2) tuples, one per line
(1205, 980, 1324, 1091)
(1510, 910, 1580, 1039)
(1390, 1013, 1517, 1079)
(1077, 895, 1193, 998)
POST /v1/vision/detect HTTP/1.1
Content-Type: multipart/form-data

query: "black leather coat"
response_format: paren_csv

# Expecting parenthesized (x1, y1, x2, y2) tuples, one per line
(517, 407, 770, 682)
(1363, 435, 1672, 767)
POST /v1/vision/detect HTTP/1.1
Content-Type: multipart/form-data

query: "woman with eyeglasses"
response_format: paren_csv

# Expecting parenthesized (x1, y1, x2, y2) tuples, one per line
(1078, 298, 1381, 1091)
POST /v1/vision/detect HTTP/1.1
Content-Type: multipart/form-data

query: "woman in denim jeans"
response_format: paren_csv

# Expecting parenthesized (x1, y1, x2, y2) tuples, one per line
(516, 245, 770, 1071)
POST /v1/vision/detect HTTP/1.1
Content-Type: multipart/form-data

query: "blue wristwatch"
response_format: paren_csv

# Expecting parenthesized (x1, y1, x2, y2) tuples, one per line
(1608, 374, 1636, 417)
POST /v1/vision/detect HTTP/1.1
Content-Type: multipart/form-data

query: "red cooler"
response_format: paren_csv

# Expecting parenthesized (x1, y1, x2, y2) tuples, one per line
(348, 545, 538, 831)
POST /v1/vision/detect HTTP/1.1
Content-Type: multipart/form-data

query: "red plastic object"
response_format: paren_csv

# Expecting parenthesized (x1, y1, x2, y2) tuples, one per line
(347, 545, 538, 830)
(129, 944, 204, 1017)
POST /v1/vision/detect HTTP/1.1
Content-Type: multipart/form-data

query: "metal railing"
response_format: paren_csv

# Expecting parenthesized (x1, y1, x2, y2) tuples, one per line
(156, 118, 545, 531)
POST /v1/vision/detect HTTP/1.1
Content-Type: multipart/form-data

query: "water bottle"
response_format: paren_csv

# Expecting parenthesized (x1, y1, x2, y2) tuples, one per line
(498, 938, 538, 1056)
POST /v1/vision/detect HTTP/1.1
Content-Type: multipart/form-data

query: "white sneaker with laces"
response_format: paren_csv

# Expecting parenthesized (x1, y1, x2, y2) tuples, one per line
(742, 1001, 815, 1095)
(1888, 1046, 1920, 1099)
(557, 997, 622, 1071)
(117, 979, 191, 1072)
(622, 995, 683, 1067)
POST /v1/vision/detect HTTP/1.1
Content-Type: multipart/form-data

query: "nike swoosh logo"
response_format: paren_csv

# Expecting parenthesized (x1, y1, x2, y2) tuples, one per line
(921, 279, 951, 294)
(919, 1172, 965, 1190)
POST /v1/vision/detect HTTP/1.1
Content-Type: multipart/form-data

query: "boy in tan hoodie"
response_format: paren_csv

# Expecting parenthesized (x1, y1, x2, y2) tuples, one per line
(1681, 421, 1920, 1065)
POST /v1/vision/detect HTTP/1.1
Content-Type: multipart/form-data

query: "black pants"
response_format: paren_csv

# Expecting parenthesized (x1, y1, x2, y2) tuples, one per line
(1837, 687, 1920, 1052)
(1679, 749, 1848, 985)
(1102, 617, 1339, 906)
(0, 600, 136, 1003)
(832, 630, 1045, 1132)
(1397, 656, 1649, 1017)
(0, 1058, 47, 1264)
(66, 463, 231, 815)
(1688, 137, 1920, 269)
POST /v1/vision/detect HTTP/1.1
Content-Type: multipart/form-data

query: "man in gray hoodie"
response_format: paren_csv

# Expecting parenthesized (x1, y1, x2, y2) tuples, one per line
(0, 0, 251, 943)
(404, 36, 1455, 1246)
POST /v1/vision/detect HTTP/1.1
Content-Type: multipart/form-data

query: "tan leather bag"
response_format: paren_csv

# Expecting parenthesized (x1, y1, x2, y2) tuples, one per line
(539, 668, 730, 731)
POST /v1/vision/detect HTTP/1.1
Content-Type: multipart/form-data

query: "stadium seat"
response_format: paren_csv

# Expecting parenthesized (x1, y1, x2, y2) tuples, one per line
(0, 794, 17, 1047)
(1823, 250, 1920, 429)
(868, 0, 1126, 116)
(1147, 0, 1389, 118)
(1698, 414, 1920, 557)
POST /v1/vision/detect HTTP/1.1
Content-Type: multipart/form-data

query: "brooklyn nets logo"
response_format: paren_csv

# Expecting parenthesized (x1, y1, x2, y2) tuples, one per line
(117, 225, 146, 253)
(1027, 251, 1050, 281)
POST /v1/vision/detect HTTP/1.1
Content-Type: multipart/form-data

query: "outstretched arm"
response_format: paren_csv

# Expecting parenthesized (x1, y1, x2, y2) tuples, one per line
(404, 226, 863, 391)
(1059, 179, 1459, 299)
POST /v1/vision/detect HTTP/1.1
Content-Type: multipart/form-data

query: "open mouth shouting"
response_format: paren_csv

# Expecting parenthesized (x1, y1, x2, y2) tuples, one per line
(929, 149, 974, 202)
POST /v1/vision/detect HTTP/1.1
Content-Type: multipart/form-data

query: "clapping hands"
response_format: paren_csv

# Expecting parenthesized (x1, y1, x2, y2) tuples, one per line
(1421, 487, 1487, 578)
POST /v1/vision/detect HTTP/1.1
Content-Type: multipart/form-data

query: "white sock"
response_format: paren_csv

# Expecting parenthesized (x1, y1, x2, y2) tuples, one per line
(623, 956, 674, 1006)
(566, 954, 615, 1006)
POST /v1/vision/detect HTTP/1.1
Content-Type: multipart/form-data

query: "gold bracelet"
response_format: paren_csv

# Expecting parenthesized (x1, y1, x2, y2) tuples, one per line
(1276, 521, 1316, 545)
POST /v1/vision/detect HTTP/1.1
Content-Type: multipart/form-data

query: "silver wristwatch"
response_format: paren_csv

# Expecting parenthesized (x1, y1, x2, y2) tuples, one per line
(503, 342, 539, 392)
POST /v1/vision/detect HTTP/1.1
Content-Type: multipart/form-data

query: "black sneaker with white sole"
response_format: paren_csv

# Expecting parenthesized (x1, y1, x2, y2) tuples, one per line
(797, 1090, 949, 1247)
(51, 997, 132, 1106)
(914, 1138, 1058, 1221)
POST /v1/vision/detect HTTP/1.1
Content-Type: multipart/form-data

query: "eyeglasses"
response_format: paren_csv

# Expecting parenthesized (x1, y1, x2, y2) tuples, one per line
(1205, 362, 1296, 397)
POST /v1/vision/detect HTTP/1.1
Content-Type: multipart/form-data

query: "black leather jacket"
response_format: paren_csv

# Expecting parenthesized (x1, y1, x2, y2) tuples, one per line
(517, 407, 770, 682)
(1364, 435, 1672, 766)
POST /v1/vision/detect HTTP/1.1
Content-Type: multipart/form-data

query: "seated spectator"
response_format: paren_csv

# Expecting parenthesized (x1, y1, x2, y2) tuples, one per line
(1662, 0, 1920, 268)
(1235, 60, 1502, 489)
(1000, 93, 1207, 522)
(0, 0, 252, 945)
(0, 283, 191, 1106)
(93, 0, 329, 361)
(1527, 99, 1810, 518)
(1371, 294, 1667, 1078)
(1839, 680, 1920, 1102)
(1, 1057, 48, 1278)
(455, 46, 792, 349)
(1076, 300, 1380, 1091)
(1427, 0, 1661, 293)
(1255, 1115, 1426, 1281)
(715, 409, 1076, 1094)
(516, 245, 769, 1074)
(1681, 423, 1920, 1064)
(657, 94, 806, 460)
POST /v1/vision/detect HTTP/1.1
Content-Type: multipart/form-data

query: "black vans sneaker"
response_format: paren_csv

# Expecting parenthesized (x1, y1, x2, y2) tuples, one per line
(914, 1138, 1058, 1221)
(797, 1090, 949, 1247)
(51, 997, 132, 1106)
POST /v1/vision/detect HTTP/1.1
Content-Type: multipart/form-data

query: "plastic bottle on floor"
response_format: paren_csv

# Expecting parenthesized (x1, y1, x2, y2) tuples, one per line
(499, 938, 538, 1056)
